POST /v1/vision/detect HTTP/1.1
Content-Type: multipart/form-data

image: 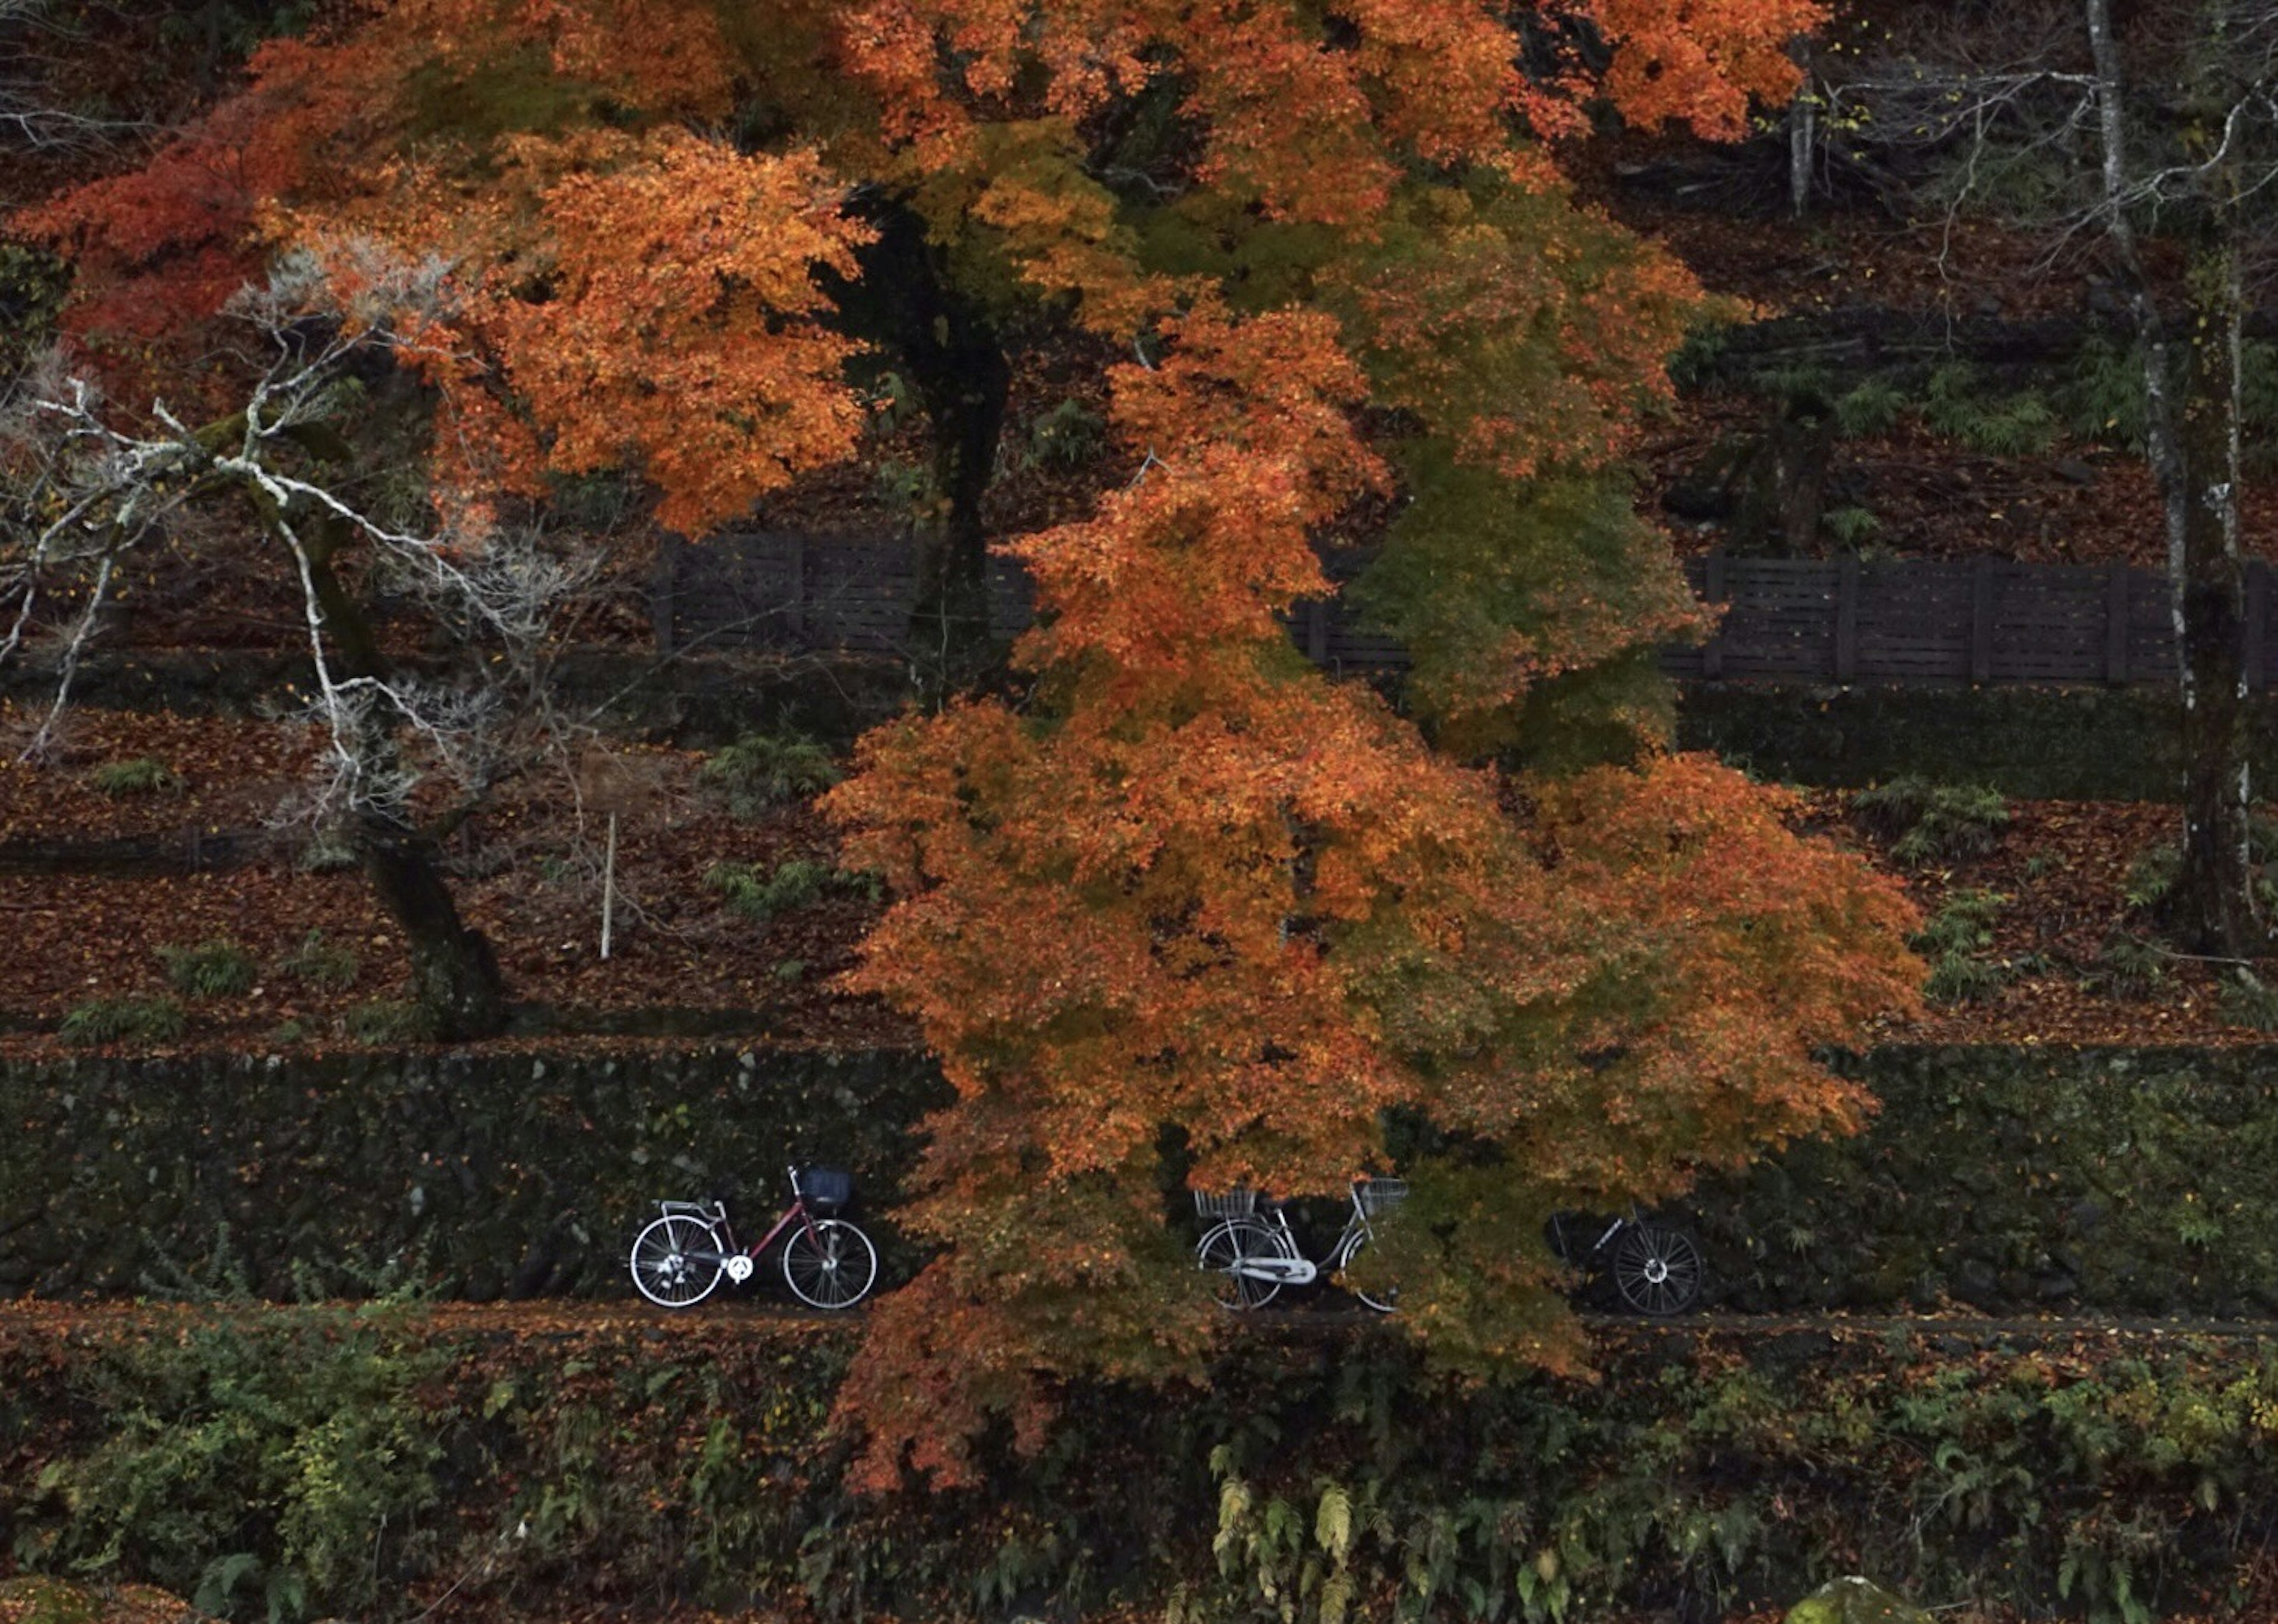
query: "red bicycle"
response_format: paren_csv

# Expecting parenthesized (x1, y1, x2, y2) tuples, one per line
(629, 1164, 878, 1310)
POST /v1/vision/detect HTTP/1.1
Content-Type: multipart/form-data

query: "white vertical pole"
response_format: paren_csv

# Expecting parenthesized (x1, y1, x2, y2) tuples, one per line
(600, 810, 618, 960)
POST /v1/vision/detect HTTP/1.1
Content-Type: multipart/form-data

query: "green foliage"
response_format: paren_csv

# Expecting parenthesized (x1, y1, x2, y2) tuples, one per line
(864, 368, 918, 437)
(1853, 775, 2010, 867)
(706, 858, 831, 922)
(89, 757, 179, 797)
(2062, 334, 2278, 466)
(1923, 364, 2058, 457)
(278, 930, 358, 991)
(158, 940, 258, 1000)
(2124, 842, 2182, 913)
(2089, 933, 2168, 999)
(295, 832, 358, 874)
(1832, 377, 1907, 438)
(1821, 505, 1881, 547)
(2219, 970, 2278, 1033)
(59, 996, 187, 1046)
(1024, 397, 1108, 471)
(0, 240, 69, 384)
(1664, 321, 1732, 393)
(2124, 819, 2278, 920)
(873, 457, 935, 517)
(1354, 456, 1679, 759)
(698, 730, 842, 819)
(1910, 889, 2010, 1005)
(339, 1000, 437, 1045)
(21, 1306, 444, 1623)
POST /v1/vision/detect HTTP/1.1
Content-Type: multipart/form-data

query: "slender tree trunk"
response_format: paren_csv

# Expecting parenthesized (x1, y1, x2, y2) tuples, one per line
(829, 200, 1011, 699)
(294, 517, 513, 1035)
(2161, 240, 2261, 955)
(2086, 0, 2263, 955)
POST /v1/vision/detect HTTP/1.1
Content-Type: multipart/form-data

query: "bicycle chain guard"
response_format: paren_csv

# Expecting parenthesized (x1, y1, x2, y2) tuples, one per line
(723, 1255, 755, 1284)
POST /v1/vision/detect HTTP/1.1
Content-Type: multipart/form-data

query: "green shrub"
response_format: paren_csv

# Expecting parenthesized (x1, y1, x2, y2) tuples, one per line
(89, 757, 178, 796)
(707, 858, 831, 922)
(2088, 932, 2168, 999)
(295, 832, 358, 874)
(2220, 970, 2278, 1033)
(698, 731, 841, 819)
(1832, 377, 1905, 438)
(1821, 506, 1881, 547)
(279, 929, 359, 991)
(339, 1000, 437, 1045)
(27, 1306, 444, 1622)
(2124, 819, 2278, 918)
(158, 940, 258, 1000)
(59, 996, 188, 1046)
(1852, 776, 2010, 867)
(1025, 397, 1107, 470)
(1923, 364, 2059, 457)
(1910, 889, 2010, 1005)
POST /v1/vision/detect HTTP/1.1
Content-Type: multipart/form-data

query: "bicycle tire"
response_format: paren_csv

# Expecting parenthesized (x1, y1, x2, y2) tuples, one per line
(1610, 1221, 1704, 1316)
(1334, 1231, 1399, 1313)
(630, 1213, 725, 1308)
(1196, 1218, 1293, 1310)
(781, 1218, 879, 1309)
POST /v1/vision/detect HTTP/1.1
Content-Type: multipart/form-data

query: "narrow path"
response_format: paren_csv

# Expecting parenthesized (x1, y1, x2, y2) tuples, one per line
(7, 1297, 2274, 1345)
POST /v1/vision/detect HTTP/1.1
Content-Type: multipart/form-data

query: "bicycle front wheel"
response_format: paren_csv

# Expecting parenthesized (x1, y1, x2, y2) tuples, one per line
(782, 1218, 878, 1309)
(630, 1214, 725, 1308)
(1334, 1231, 1398, 1314)
(1610, 1221, 1704, 1316)
(1197, 1218, 1292, 1310)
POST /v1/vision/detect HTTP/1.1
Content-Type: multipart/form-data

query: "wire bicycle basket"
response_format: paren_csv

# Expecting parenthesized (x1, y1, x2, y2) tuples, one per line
(1353, 1178, 1409, 1217)
(1193, 1188, 1259, 1221)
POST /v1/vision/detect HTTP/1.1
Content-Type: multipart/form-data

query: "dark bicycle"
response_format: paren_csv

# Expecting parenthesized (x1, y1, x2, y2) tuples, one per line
(1547, 1208, 1706, 1316)
(630, 1164, 877, 1310)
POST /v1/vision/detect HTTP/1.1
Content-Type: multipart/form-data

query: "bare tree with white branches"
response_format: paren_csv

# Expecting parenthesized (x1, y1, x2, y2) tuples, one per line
(1824, 0, 2278, 957)
(1, 247, 607, 1037)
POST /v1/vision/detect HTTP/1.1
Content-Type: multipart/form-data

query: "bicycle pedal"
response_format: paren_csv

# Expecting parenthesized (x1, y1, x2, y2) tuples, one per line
(723, 1256, 755, 1284)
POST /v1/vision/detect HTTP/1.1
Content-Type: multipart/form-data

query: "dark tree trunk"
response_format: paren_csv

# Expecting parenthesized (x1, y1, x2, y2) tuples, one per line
(362, 821, 508, 1040)
(829, 200, 1011, 699)
(292, 517, 513, 1036)
(2161, 242, 2264, 957)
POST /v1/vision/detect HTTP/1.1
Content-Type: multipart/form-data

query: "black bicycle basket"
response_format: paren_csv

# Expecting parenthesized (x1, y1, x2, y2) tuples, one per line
(800, 1166, 854, 1214)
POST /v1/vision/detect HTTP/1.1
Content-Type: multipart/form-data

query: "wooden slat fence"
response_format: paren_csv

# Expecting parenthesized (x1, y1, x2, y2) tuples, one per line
(657, 534, 2260, 689)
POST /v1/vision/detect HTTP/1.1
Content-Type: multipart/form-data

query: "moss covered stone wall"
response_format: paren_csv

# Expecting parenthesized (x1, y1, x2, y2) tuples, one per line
(11, 1043, 2278, 1320)
(1695, 1045, 2278, 1317)
(0, 1046, 946, 1300)
(1673, 681, 2229, 798)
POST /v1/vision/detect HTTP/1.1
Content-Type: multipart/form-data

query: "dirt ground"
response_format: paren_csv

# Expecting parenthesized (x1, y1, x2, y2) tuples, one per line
(0, 702, 2263, 1056)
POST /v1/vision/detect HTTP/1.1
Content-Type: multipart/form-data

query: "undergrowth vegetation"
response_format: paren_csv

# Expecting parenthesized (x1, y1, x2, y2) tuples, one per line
(8, 1316, 2278, 1624)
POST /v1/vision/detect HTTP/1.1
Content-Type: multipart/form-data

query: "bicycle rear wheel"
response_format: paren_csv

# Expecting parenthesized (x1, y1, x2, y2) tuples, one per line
(631, 1214, 725, 1308)
(782, 1218, 878, 1309)
(1609, 1221, 1704, 1316)
(1197, 1218, 1293, 1310)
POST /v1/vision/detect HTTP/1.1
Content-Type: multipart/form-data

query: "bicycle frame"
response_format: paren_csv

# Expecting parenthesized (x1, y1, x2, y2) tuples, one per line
(659, 1198, 815, 1279)
(1221, 1203, 1368, 1285)
(660, 1165, 828, 1281)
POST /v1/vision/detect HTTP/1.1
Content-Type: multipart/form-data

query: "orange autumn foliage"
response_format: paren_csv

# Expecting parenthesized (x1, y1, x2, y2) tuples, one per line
(825, 307, 1922, 1490)
(18, 0, 1908, 1496)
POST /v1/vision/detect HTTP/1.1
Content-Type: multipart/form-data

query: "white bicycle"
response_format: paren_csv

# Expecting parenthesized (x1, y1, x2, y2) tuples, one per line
(1194, 1179, 1406, 1313)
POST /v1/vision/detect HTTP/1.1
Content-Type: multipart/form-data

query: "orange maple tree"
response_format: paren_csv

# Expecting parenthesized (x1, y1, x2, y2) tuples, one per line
(12, 0, 1922, 1487)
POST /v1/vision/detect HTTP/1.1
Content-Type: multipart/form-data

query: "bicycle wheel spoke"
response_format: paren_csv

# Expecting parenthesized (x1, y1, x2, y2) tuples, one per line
(630, 1214, 724, 1308)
